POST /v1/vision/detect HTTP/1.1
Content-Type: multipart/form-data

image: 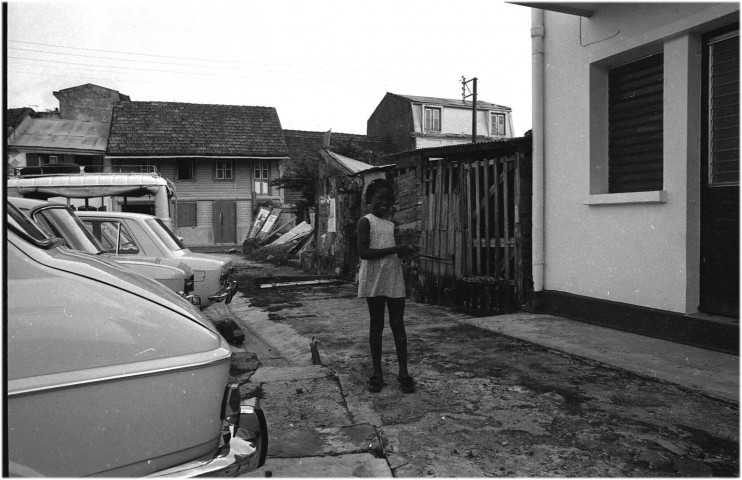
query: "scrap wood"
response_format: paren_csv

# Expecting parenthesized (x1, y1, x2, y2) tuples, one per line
(256, 275, 342, 289)
(259, 212, 297, 245)
(270, 221, 313, 246)
(248, 207, 271, 239)
(256, 208, 281, 241)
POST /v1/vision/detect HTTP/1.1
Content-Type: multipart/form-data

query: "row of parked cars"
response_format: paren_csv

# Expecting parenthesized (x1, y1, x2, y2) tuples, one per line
(6, 197, 267, 477)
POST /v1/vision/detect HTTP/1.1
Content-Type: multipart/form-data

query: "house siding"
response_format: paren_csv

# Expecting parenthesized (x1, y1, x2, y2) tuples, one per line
(162, 158, 281, 245)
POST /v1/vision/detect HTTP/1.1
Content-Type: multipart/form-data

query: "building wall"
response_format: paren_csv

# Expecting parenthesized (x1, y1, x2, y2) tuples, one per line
(158, 158, 282, 246)
(410, 103, 514, 138)
(367, 94, 416, 151)
(53, 84, 124, 122)
(539, 3, 738, 313)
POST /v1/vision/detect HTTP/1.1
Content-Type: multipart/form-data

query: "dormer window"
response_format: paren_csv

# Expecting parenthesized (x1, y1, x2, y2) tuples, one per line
(491, 113, 506, 136)
(424, 107, 441, 132)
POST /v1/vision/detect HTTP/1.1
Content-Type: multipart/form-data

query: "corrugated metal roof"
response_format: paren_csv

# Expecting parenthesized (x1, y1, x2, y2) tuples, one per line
(7, 118, 109, 152)
(325, 150, 376, 174)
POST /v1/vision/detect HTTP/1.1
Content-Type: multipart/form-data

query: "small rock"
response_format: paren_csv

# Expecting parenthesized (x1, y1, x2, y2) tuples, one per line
(538, 392, 566, 404)
(501, 441, 509, 446)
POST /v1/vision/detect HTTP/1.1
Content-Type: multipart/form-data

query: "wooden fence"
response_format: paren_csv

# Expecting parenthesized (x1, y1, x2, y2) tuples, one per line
(401, 139, 532, 315)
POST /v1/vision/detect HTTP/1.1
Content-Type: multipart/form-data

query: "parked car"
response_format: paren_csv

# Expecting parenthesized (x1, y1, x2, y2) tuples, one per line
(9, 197, 200, 304)
(76, 211, 238, 307)
(6, 201, 268, 476)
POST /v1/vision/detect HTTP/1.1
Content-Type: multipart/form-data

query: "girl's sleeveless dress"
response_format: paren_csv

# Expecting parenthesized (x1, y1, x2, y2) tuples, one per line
(357, 213, 406, 299)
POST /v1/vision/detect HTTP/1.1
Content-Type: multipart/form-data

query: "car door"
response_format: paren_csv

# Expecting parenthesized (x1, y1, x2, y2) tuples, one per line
(81, 218, 143, 256)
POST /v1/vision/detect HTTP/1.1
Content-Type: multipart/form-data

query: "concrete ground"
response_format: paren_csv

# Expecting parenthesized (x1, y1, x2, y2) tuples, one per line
(202, 255, 738, 477)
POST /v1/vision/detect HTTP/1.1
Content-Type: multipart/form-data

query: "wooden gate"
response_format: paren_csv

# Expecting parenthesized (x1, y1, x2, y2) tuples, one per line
(416, 141, 532, 315)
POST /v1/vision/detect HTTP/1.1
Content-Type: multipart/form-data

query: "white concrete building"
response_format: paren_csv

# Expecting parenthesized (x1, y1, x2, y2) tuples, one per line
(525, 2, 739, 352)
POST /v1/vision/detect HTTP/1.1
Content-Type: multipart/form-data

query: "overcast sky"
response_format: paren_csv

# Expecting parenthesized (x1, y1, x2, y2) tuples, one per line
(5, 0, 533, 136)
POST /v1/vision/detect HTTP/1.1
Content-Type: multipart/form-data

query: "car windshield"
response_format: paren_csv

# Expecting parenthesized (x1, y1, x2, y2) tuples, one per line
(145, 217, 186, 251)
(7, 202, 50, 243)
(34, 207, 104, 254)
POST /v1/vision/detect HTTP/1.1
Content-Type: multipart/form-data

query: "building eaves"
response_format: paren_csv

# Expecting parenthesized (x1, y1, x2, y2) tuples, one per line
(379, 136, 532, 162)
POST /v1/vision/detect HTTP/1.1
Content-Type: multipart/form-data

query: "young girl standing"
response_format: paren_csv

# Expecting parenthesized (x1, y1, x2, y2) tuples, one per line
(357, 178, 416, 393)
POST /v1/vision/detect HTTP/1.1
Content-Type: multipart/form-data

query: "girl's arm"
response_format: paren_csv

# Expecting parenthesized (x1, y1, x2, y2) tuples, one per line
(357, 216, 414, 259)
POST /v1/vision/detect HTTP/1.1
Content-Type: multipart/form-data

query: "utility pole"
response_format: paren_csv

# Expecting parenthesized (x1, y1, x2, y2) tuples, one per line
(461, 76, 478, 143)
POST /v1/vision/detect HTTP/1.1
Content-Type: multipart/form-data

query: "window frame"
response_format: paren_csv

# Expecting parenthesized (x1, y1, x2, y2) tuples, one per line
(215, 159, 234, 181)
(254, 159, 270, 195)
(587, 46, 669, 204)
(424, 106, 442, 132)
(491, 113, 506, 136)
(176, 159, 195, 181)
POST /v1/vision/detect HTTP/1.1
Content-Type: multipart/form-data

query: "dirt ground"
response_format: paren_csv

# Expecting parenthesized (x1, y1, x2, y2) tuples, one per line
(227, 256, 739, 477)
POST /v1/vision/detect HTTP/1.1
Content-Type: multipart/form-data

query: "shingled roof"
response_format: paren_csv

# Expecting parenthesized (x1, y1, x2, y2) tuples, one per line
(107, 101, 288, 157)
(6, 107, 36, 134)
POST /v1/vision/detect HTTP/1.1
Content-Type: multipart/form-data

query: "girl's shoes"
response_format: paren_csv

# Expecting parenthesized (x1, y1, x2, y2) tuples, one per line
(398, 376, 415, 393)
(367, 375, 383, 393)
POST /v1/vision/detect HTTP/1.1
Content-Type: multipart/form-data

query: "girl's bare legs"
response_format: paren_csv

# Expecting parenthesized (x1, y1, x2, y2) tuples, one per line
(367, 297, 386, 380)
(387, 297, 409, 379)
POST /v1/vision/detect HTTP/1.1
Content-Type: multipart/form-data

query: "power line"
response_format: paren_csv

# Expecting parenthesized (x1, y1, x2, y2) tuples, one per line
(8, 46, 245, 70)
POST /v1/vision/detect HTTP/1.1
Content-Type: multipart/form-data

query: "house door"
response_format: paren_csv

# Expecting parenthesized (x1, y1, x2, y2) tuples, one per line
(699, 28, 739, 317)
(213, 201, 236, 244)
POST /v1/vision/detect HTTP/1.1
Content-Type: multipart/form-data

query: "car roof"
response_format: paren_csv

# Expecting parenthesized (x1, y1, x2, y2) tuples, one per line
(8, 197, 67, 210)
(74, 210, 155, 220)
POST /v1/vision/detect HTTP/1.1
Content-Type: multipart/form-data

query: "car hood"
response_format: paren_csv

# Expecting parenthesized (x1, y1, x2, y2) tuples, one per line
(12, 237, 216, 333)
(102, 254, 194, 276)
(172, 249, 233, 271)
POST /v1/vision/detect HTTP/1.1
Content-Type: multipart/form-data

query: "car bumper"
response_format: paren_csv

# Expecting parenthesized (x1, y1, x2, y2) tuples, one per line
(208, 280, 238, 305)
(148, 404, 268, 477)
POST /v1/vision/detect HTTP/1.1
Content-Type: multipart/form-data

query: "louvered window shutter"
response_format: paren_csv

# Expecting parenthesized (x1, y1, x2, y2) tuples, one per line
(608, 53, 664, 193)
(709, 32, 740, 186)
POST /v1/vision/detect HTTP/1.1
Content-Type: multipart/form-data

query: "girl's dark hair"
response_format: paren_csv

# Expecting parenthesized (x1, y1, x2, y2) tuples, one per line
(364, 178, 394, 205)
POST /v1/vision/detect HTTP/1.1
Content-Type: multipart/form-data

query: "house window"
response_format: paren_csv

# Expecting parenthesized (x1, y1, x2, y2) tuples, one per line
(176, 201, 197, 227)
(491, 113, 506, 135)
(254, 160, 270, 194)
(139, 160, 156, 174)
(49, 155, 59, 164)
(177, 159, 195, 180)
(215, 159, 233, 180)
(608, 52, 664, 193)
(707, 30, 739, 186)
(424, 107, 441, 132)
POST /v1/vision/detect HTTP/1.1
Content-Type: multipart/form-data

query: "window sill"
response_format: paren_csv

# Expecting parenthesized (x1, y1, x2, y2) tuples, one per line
(584, 190, 667, 206)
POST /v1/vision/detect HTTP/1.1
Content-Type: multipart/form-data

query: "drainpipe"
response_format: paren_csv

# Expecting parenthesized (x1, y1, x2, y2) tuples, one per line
(530, 8, 546, 309)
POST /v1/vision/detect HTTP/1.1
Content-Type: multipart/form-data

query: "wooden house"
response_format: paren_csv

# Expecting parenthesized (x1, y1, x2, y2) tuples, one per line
(105, 101, 289, 247)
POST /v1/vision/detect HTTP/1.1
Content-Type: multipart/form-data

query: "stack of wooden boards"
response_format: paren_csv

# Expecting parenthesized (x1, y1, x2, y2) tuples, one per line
(246, 207, 314, 252)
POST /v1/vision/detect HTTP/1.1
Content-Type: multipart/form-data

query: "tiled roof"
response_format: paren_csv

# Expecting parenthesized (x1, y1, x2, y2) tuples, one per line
(393, 93, 510, 110)
(283, 129, 396, 167)
(6, 107, 35, 132)
(107, 101, 288, 157)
